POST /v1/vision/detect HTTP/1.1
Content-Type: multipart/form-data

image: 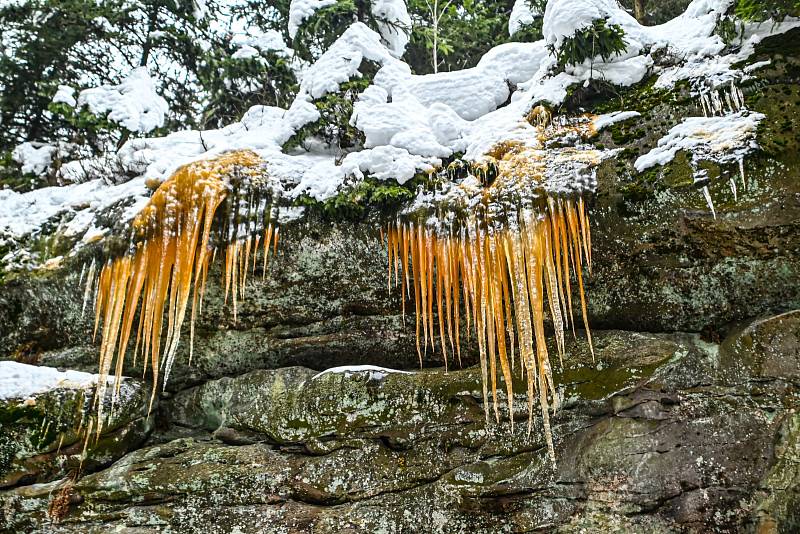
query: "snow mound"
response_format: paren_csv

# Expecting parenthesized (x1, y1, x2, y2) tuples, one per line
(509, 0, 541, 36)
(371, 0, 412, 58)
(11, 142, 56, 176)
(0, 361, 115, 400)
(634, 110, 764, 172)
(312, 364, 414, 381)
(52, 85, 77, 107)
(288, 0, 337, 39)
(78, 67, 169, 134)
(543, 0, 638, 49)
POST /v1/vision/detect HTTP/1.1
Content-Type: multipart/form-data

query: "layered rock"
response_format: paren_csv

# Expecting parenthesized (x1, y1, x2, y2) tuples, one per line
(0, 24, 798, 534)
(1, 317, 798, 533)
(0, 366, 152, 490)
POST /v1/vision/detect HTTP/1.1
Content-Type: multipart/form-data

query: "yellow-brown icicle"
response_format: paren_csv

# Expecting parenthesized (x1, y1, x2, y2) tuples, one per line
(92, 150, 274, 436)
(386, 197, 593, 462)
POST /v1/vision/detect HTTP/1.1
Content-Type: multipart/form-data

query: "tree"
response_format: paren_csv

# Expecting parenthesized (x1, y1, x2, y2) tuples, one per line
(423, 0, 453, 73)
(0, 0, 299, 188)
(633, 0, 647, 24)
(405, 0, 519, 74)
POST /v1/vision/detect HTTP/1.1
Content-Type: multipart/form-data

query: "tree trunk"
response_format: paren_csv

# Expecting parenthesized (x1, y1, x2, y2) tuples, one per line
(634, 0, 647, 24)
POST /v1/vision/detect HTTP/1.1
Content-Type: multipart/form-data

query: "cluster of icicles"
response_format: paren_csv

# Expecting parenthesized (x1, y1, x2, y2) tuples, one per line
(698, 81, 749, 218)
(88, 149, 595, 463)
(88, 150, 280, 435)
(386, 197, 592, 461)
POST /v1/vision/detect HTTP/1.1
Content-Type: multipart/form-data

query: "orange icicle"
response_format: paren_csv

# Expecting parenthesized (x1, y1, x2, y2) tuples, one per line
(92, 150, 277, 436)
(383, 195, 593, 463)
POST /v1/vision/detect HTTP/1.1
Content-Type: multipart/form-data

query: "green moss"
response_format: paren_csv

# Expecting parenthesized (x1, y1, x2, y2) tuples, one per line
(591, 76, 678, 115)
(292, 176, 418, 222)
(610, 124, 646, 145)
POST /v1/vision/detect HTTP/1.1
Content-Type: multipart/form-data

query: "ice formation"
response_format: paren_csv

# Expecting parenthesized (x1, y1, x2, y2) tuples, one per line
(4, 0, 790, 261)
(90, 151, 284, 434)
(636, 81, 764, 217)
(2, 0, 793, 461)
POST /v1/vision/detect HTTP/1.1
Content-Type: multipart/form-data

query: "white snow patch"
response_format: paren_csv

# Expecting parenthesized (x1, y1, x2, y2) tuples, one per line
(341, 145, 440, 184)
(509, 0, 541, 36)
(543, 0, 639, 50)
(11, 142, 56, 176)
(52, 85, 77, 107)
(634, 110, 764, 172)
(231, 28, 292, 58)
(78, 67, 169, 133)
(288, 0, 337, 38)
(231, 45, 260, 60)
(592, 110, 641, 131)
(312, 365, 414, 381)
(371, 0, 412, 58)
(655, 17, 800, 90)
(299, 23, 401, 100)
(0, 361, 114, 400)
(0, 177, 147, 239)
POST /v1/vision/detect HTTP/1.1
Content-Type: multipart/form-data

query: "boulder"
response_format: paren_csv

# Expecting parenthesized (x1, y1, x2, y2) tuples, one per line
(0, 362, 153, 489)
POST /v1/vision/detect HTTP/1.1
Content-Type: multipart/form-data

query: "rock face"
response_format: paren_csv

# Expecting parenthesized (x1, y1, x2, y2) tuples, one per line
(2, 32, 800, 391)
(1, 320, 798, 533)
(0, 372, 152, 489)
(0, 26, 799, 534)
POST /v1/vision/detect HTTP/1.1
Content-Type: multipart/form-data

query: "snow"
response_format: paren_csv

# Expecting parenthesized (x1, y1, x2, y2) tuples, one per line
(231, 45, 260, 60)
(476, 41, 549, 85)
(401, 69, 510, 123)
(11, 142, 56, 176)
(654, 17, 800, 90)
(0, 176, 148, 241)
(371, 0, 412, 58)
(341, 146, 440, 184)
(3, 1, 795, 270)
(78, 67, 169, 133)
(312, 364, 414, 381)
(592, 110, 641, 131)
(288, 0, 337, 39)
(567, 52, 653, 87)
(634, 110, 765, 172)
(0, 361, 110, 400)
(288, 0, 410, 57)
(231, 28, 292, 58)
(509, 0, 541, 36)
(52, 85, 77, 107)
(299, 23, 400, 100)
(543, 0, 639, 50)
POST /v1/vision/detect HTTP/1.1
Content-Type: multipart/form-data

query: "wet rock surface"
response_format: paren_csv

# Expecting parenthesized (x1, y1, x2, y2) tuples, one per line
(0, 376, 152, 490)
(1, 320, 798, 533)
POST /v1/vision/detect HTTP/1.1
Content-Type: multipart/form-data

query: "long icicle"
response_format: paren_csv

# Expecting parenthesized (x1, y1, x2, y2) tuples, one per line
(385, 196, 593, 463)
(92, 150, 273, 436)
